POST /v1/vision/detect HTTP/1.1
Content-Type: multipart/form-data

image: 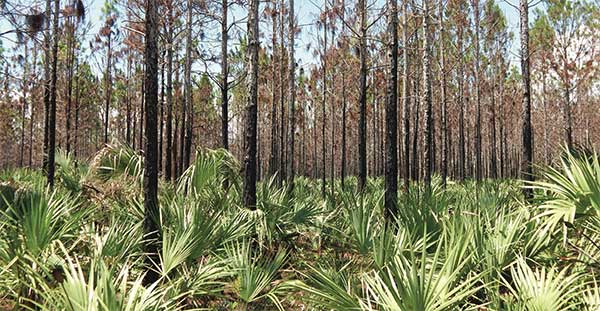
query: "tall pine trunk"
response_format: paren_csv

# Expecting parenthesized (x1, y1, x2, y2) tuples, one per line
(29, 41, 38, 167)
(473, 0, 482, 181)
(562, 50, 573, 150)
(183, 0, 193, 170)
(221, 0, 230, 153)
(341, 67, 347, 189)
(269, 1, 278, 177)
(165, 8, 174, 181)
(357, 0, 368, 192)
(458, 20, 466, 181)
(286, 0, 296, 191)
(47, 0, 60, 187)
(384, 0, 399, 218)
(142, 0, 160, 285)
(243, 0, 259, 209)
(104, 30, 112, 144)
(402, 0, 410, 192)
(279, 1, 286, 185)
(321, 9, 327, 196)
(65, 19, 76, 154)
(439, 0, 448, 187)
(42, 0, 51, 173)
(422, 0, 433, 189)
(20, 40, 28, 167)
(520, 0, 533, 198)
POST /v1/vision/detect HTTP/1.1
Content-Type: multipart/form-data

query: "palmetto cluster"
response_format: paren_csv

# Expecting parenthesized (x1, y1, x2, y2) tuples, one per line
(0, 146, 598, 310)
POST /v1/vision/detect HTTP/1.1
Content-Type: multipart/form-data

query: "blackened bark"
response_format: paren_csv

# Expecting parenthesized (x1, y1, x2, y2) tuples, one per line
(104, 30, 112, 145)
(357, 0, 368, 192)
(140, 74, 145, 151)
(74, 57, 80, 160)
(473, 0, 482, 181)
(422, 0, 433, 189)
(279, 1, 286, 185)
(29, 43, 37, 167)
(165, 10, 174, 181)
(321, 10, 327, 196)
(158, 52, 164, 172)
(341, 68, 347, 189)
(222, 0, 229, 150)
(269, 1, 278, 177)
(499, 64, 506, 178)
(330, 35, 336, 191)
(402, 0, 410, 192)
(243, 0, 259, 209)
(563, 53, 573, 150)
(520, 0, 533, 199)
(143, 0, 160, 286)
(47, 0, 59, 188)
(42, 0, 51, 172)
(439, 0, 448, 187)
(458, 20, 465, 181)
(490, 72, 498, 179)
(65, 19, 76, 155)
(411, 0, 420, 183)
(286, 0, 296, 192)
(20, 40, 28, 167)
(127, 56, 133, 146)
(183, 0, 193, 170)
(179, 86, 186, 174)
(384, 0, 399, 218)
(542, 71, 548, 164)
(173, 111, 179, 178)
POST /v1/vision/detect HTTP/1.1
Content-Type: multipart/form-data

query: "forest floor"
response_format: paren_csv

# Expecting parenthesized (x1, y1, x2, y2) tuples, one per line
(0, 145, 599, 310)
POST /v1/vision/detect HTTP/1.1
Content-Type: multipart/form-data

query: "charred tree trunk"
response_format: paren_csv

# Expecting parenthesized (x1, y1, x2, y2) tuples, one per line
(20, 40, 29, 167)
(439, 0, 448, 187)
(42, 0, 51, 173)
(341, 67, 347, 189)
(490, 71, 498, 179)
(520, 0, 533, 198)
(384, 0, 399, 218)
(286, 0, 296, 191)
(243, 0, 259, 209)
(47, 0, 60, 188)
(65, 17, 77, 155)
(330, 38, 336, 191)
(562, 50, 573, 150)
(139, 70, 145, 151)
(29, 42, 37, 167)
(357, 0, 368, 192)
(402, 0, 410, 192)
(542, 70, 549, 164)
(473, 0, 482, 181)
(127, 55, 133, 146)
(422, 0, 433, 189)
(222, 0, 229, 151)
(165, 9, 174, 181)
(279, 1, 286, 185)
(269, 1, 278, 178)
(142, 0, 160, 286)
(158, 52, 164, 172)
(321, 10, 327, 196)
(74, 57, 80, 160)
(183, 0, 193, 170)
(104, 30, 112, 145)
(458, 21, 466, 181)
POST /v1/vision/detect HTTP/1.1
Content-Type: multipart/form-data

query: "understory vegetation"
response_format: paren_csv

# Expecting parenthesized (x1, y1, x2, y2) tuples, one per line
(1, 145, 599, 310)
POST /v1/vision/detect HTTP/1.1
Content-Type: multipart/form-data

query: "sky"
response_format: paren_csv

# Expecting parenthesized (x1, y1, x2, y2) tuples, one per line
(1, 0, 533, 76)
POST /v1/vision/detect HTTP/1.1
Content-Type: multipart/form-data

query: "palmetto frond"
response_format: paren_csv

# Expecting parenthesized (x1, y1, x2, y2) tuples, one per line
(530, 148, 600, 238)
(502, 256, 583, 311)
